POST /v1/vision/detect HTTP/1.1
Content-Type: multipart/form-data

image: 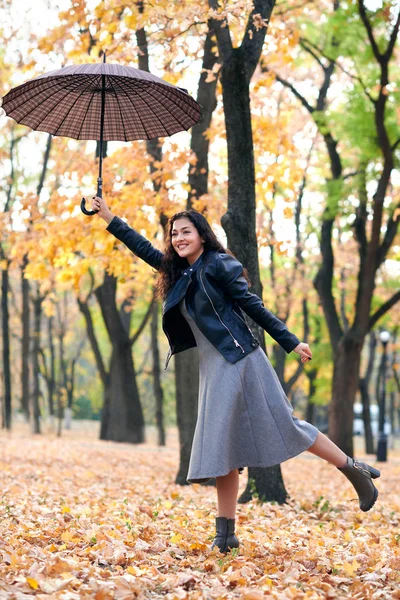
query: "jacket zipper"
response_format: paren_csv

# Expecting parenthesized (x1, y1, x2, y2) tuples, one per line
(233, 307, 256, 338)
(199, 270, 245, 353)
(164, 348, 172, 370)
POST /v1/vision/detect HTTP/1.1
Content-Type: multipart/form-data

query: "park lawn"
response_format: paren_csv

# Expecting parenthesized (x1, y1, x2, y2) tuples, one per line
(0, 424, 399, 599)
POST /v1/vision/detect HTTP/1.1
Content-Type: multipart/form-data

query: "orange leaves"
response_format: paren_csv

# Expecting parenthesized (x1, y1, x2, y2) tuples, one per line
(0, 429, 399, 598)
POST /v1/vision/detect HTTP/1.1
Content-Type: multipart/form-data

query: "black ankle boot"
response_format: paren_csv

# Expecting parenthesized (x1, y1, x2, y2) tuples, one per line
(337, 456, 380, 512)
(211, 517, 239, 553)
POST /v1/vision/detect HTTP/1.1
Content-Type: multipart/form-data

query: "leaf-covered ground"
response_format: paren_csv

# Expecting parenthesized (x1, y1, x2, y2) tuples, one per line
(0, 423, 399, 599)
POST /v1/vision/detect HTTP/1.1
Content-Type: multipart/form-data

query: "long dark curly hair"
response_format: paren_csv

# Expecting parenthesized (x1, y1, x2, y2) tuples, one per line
(156, 209, 249, 299)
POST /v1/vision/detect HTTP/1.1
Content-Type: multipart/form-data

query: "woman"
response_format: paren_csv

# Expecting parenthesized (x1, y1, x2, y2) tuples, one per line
(90, 196, 380, 553)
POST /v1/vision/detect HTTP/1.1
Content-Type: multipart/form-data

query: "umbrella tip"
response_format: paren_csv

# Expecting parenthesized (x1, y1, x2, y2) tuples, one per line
(102, 51, 106, 63)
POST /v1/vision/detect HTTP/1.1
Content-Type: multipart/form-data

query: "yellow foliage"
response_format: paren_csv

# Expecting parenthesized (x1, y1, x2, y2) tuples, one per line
(26, 578, 39, 590)
(343, 559, 361, 577)
(0, 433, 398, 598)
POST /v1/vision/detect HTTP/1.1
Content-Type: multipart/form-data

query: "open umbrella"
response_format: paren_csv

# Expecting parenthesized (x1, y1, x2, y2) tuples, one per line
(1, 54, 202, 215)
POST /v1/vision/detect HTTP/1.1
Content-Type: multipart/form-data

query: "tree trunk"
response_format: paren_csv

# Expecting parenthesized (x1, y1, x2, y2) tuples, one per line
(213, 0, 288, 504)
(389, 390, 395, 444)
(239, 466, 288, 504)
(329, 335, 363, 456)
(358, 378, 374, 454)
(174, 349, 200, 484)
(220, 49, 263, 302)
(1, 264, 12, 430)
(188, 27, 219, 205)
(56, 297, 69, 437)
(305, 369, 318, 424)
(47, 316, 56, 417)
(65, 348, 81, 430)
(314, 6, 400, 455)
(100, 344, 143, 442)
(77, 296, 110, 437)
(31, 290, 42, 434)
(95, 273, 145, 443)
(358, 331, 377, 454)
(21, 257, 30, 421)
(56, 390, 63, 437)
(273, 345, 287, 391)
(57, 318, 65, 438)
(151, 301, 166, 446)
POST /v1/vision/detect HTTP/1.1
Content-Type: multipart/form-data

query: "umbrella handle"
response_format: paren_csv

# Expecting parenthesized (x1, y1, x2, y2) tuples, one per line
(81, 198, 98, 216)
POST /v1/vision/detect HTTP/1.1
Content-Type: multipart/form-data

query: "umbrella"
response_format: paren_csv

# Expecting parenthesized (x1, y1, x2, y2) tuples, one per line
(1, 54, 202, 215)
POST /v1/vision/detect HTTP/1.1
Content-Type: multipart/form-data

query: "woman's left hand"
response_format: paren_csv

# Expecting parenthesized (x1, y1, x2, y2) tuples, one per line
(294, 342, 312, 363)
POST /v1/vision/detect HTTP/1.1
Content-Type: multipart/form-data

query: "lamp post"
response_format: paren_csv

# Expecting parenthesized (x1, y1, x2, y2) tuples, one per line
(377, 330, 390, 462)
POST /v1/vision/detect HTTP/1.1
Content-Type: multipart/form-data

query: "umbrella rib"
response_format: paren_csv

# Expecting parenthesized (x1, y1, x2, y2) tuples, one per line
(140, 83, 201, 131)
(132, 83, 187, 135)
(52, 76, 101, 138)
(76, 80, 98, 140)
(107, 76, 128, 142)
(109, 76, 156, 139)
(128, 80, 176, 137)
(6, 76, 90, 124)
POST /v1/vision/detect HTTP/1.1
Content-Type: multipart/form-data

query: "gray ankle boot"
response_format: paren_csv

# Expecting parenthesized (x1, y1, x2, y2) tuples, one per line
(211, 517, 239, 553)
(337, 456, 380, 512)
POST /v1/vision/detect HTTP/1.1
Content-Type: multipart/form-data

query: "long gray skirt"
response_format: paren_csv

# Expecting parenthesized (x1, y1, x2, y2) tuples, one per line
(179, 298, 319, 484)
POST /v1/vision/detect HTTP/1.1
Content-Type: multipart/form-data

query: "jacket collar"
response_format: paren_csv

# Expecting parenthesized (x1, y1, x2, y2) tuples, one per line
(180, 249, 207, 274)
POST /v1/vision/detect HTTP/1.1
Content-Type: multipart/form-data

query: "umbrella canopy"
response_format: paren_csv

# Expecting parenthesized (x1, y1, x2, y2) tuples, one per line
(1, 62, 202, 141)
(1, 57, 202, 214)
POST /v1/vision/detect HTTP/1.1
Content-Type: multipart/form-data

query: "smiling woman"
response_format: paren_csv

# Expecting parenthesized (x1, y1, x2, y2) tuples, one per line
(171, 218, 205, 265)
(88, 194, 381, 554)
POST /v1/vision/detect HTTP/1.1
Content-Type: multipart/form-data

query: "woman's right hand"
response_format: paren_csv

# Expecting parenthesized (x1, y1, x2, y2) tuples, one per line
(90, 196, 114, 224)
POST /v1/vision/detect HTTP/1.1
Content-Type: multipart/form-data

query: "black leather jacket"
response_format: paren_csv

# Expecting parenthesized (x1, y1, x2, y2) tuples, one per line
(107, 217, 300, 369)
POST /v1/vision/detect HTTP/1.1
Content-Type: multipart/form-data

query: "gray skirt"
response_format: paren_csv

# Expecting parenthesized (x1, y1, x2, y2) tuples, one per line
(179, 298, 319, 484)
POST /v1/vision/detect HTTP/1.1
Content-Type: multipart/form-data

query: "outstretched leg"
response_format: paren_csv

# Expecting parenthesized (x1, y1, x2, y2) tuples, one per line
(306, 431, 380, 511)
(306, 431, 347, 467)
(211, 469, 240, 553)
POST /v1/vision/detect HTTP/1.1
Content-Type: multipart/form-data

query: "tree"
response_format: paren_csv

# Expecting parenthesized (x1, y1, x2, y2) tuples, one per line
(1, 127, 24, 429)
(208, 0, 295, 504)
(78, 274, 154, 442)
(269, 0, 400, 455)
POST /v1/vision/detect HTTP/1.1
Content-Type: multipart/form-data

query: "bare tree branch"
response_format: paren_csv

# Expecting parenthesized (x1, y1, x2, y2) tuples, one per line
(391, 137, 400, 152)
(285, 298, 310, 391)
(393, 365, 400, 394)
(358, 0, 382, 62)
(316, 62, 335, 111)
(36, 134, 53, 197)
(385, 5, 400, 61)
(77, 297, 108, 386)
(267, 69, 314, 114)
(353, 163, 368, 266)
(377, 202, 400, 267)
(299, 36, 375, 104)
(343, 170, 359, 180)
(368, 291, 400, 331)
(299, 37, 327, 72)
(274, 0, 313, 16)
(130, 290, 156, 346)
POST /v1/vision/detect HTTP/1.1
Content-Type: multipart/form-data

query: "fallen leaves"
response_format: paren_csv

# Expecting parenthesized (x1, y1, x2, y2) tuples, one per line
(0, 427, 399, 599)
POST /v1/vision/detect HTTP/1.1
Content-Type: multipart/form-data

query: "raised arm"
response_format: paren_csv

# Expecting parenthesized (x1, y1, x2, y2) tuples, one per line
(90, 196, 164, 271)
